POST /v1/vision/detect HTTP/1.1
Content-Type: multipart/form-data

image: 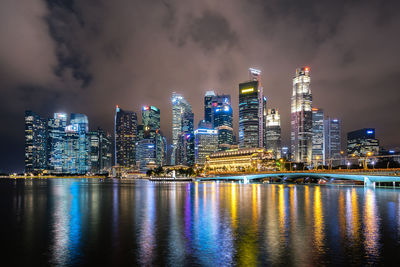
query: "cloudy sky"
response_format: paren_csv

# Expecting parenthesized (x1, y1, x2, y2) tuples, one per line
(1, 0, 400, 172)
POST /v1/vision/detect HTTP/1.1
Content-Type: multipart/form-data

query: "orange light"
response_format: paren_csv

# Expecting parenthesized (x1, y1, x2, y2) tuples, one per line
(305, 67, 310, 71)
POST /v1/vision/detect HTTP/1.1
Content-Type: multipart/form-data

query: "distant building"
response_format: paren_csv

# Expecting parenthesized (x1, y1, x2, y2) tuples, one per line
(47, 113, 67, 173)
(88, 128, 112, 174)
(204, 90, 216, 124)
(197, 119, 213, 129)
(324, 118, 341, 165)
(312, 108, 324, 165)
(205, 148, 275, 173)
(24, 110, 48, 173)
(63, 113, 89, 174)
(347, 128, 379, 157)
(265, 108, 282, 159)
(171, 92, 192, 165)
(291, 67, 312, 164)
(115, 106, 137, 167)
(194, 128, 218, 166)
(136, 139, 157, 173)
(239, 68, 264, 149)
(212, 94, 233, 151)
(177, 110, 194, 166)
(142, 105, 160, 130)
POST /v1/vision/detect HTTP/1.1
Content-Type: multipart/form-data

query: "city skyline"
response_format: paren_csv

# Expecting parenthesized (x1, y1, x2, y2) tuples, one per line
(2, 0, 400, 172)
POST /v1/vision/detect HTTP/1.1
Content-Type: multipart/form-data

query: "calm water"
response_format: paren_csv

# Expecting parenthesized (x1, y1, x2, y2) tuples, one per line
(1, 179, 400, 266)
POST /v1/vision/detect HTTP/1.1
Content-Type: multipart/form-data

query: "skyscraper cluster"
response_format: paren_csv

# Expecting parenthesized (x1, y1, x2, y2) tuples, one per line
(25, 111, 112, 174)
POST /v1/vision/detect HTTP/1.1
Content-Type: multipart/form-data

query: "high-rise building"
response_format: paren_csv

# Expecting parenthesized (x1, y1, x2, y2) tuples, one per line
(194, 128, 218, 166)
(312, 108, 324, 165)
(265, 108, 282, 159)
(204, 91, 216, 124)
(136, 139, 157, 172)
(47, 113, 67, 173)
(88, 128, 112, 174)
(324, 118, 341, 166)
(291, 67, 312, 164)
(63, 113, 89, 174)
(177, 110, 194, 166)
(115, 106, 137, 167)
(171, 92, 192, 165)
(212, 94, 233, 151)
(142, 105, 160, 130)
(24, 110, 48, 173)
(239, 68, 264, 149)
(347, 128, 379, 157)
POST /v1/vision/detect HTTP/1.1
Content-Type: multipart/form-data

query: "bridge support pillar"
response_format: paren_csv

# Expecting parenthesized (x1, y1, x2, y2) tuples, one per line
(364, 177, 375, 188)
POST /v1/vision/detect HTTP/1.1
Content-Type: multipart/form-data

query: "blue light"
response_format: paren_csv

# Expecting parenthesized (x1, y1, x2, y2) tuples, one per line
(389, 150, 395, 154)
(366, 130, 374, 134)
(148, 145, 154, 148)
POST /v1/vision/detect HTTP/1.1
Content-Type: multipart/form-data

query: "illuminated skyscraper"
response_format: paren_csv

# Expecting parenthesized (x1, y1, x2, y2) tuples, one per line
(115, 106, 137, 167)
(312, 108, 324, 165)
(239, 68, 264, 148)
(24, 110, 48, 173)
(171, 92, 192, 165)
(177, 110, 194, 166)
(142, 105, 160, 130)
(88, 128, 112, 174)
(291, 67, 312, 164)
(63, 113, 89, 174)
(204, 90, 216, 124)
(48, 113, 67, 173)
(136, 139, 157, 172)
(195, 128, 218, 166)
(265, 108, 281, 159)
(324, 118, 341, 165)
(212, 94, 233, 151)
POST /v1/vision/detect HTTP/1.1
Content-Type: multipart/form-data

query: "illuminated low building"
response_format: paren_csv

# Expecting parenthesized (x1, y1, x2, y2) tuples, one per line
(205, 148, 275, 173)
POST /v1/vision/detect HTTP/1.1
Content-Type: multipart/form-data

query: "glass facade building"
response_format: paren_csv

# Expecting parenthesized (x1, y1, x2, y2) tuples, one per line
(47, 113, 67, 173)
(171, 92, 192, 165)
(177, 111, 194, 166)
(115, 106, 137, 167)
(291, 67, 312, 164)
(136, 139, 157, 173)
(265, 108, 282, 159)
(24, 110, 48, 173)
(212, 94, 233, 151)
(142, 106, 160, 130)
(239, 68, 264, 149)
(347, 128, 379, 157)
(312, 108, 324, 166)
(204, 91, 216, 124)
(88, 128, 112, 174)
(324, 118, 341, 166)
(194, 128, 218, 166)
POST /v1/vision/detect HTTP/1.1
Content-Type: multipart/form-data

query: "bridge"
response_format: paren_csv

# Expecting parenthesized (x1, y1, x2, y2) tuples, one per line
(197, 169, 400, 187)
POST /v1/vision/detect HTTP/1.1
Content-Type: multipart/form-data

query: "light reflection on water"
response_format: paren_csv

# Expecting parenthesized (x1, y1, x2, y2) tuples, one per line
(2, 179, 400, 266)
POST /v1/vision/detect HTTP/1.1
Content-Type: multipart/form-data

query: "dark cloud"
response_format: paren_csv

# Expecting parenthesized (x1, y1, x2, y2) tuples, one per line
(1, 0, 400, 172)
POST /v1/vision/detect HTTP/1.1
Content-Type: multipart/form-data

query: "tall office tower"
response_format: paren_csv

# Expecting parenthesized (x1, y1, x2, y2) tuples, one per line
(115, 106, 137, 167)
(204, 90, 216, 124)
(212, 94, 233, 151)
(239, 68, 264, 148)
(194, 128, 218, 166)
(63, 113, 89, 174)
(263, 96, 267, 148)
(142, 105, 160, 130)
(162, 136, 168, 165)
(87, 128, 111, 174)
(198, 119, 213, 129)
(136, 139, 157, 172)
(347, 128, 379, 156)
(171, 92, 192, 165)
(177, 111, 194, 166)
(24, 110, 48, 173)
(291, 67, 312, 164)
(312, 108, 324, 165)
(265, 108, 282, 159)
(48, 113, 67, 173)
(88, 130, 100, 173)
(324, 118, 341, 166)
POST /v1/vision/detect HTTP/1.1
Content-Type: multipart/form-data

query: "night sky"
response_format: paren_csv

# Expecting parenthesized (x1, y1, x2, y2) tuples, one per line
(1, 0, 400, 172)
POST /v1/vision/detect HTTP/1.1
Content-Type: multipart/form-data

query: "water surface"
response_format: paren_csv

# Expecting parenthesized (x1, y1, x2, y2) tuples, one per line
(1, 179, 400, 266)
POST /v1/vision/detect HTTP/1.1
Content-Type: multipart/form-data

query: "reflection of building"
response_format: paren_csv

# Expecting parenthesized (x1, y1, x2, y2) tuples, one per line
(205, 148, 275, 173)
(171, 92, 192, 165)
(324, 118, 341, 165)
(347, 128, 379, 156)
(115, 106, 137, 167)
(291, 67, 312, 164)
(312, 108, 324, 165)
(194, 128, 218, 166)
(48, 113, 67, 173)
(25, 110, 48, 173)
(239, 68, 264, 149)
(265, 108, 281, 159)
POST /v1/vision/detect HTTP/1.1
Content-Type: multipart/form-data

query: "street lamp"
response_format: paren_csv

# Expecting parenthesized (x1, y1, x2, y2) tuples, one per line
(364, 151, 373, 170)
(315, 156, 320, 170)
(346, 161, 351, 169)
